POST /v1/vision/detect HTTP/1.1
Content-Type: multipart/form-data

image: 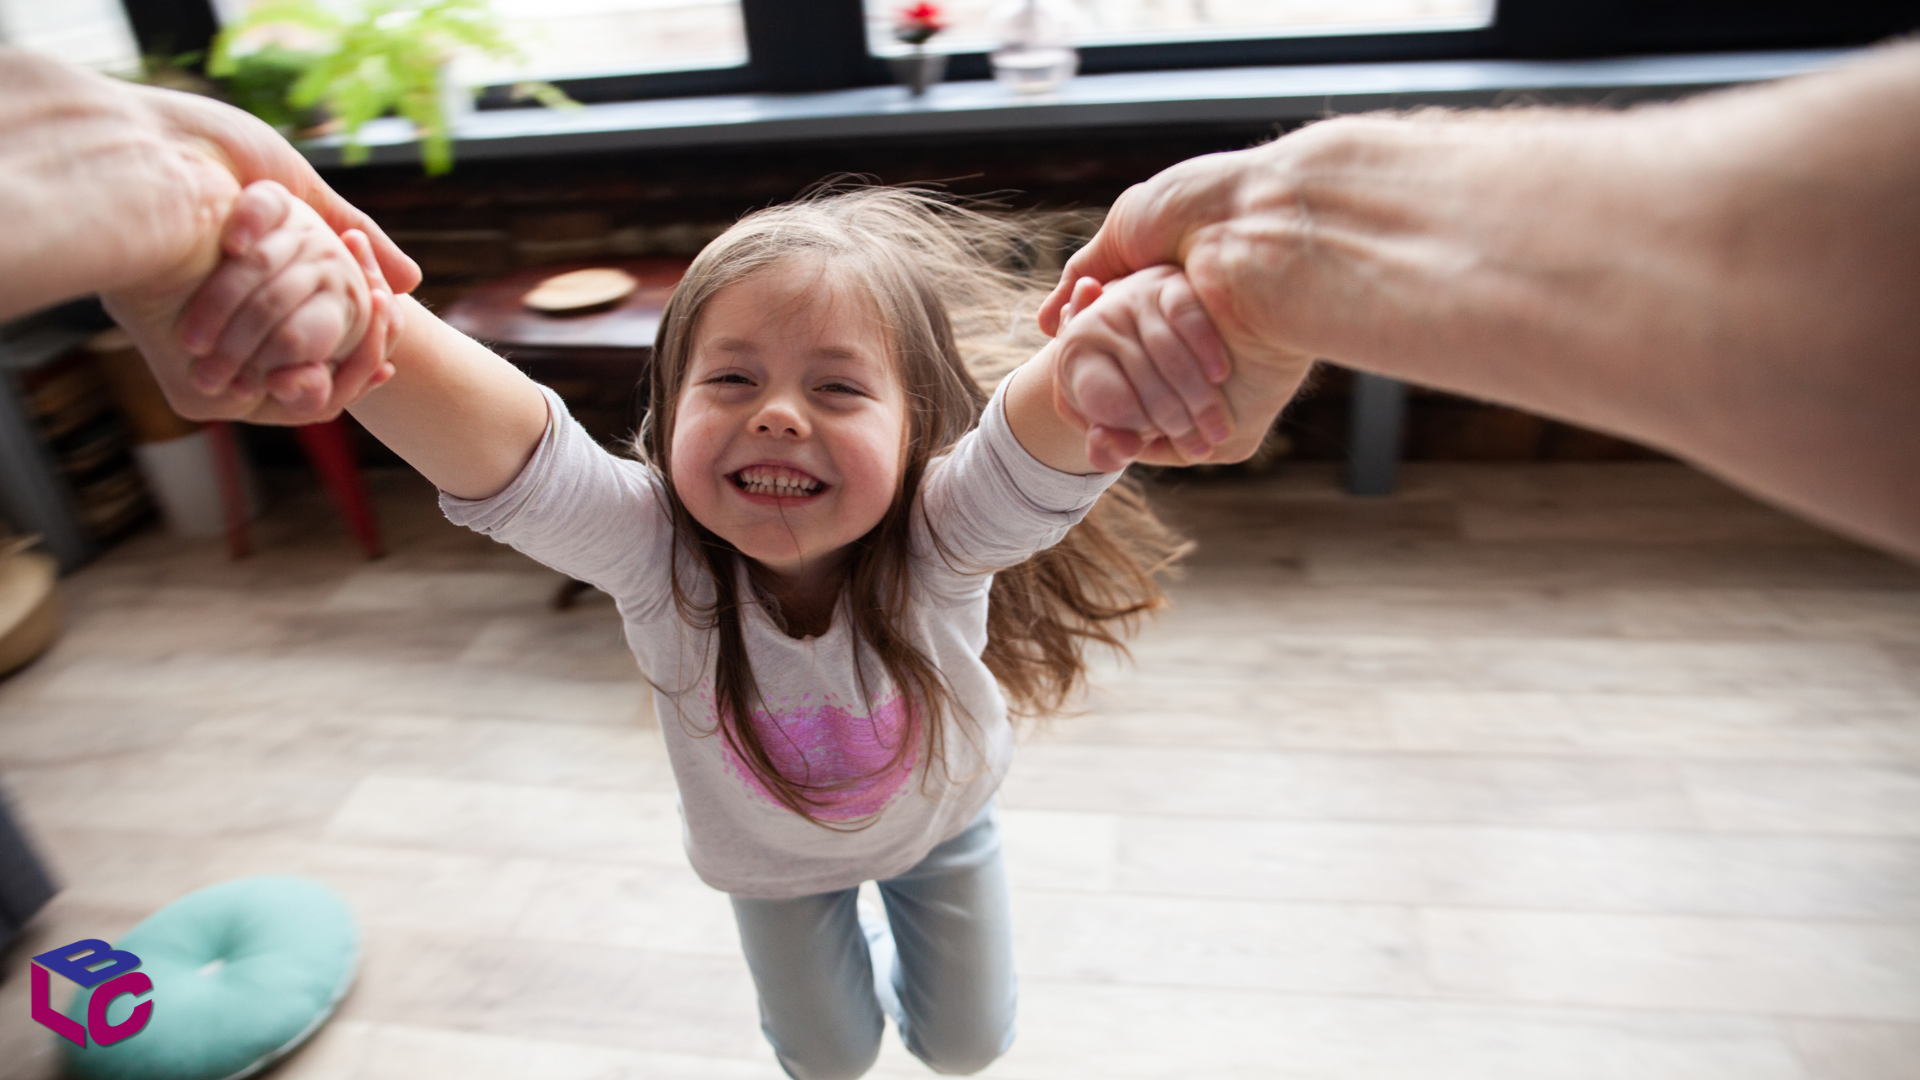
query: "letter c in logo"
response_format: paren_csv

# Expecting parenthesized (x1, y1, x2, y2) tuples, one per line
(86, 972, 153, 1047)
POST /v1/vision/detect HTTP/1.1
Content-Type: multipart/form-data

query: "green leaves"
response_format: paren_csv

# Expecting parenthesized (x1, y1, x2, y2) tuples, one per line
(212, 0, 548, 175)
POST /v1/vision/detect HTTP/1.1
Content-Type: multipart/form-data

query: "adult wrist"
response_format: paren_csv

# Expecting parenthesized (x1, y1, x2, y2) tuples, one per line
(0, 56, 240, 315)
(1174, 122, 1363, 364)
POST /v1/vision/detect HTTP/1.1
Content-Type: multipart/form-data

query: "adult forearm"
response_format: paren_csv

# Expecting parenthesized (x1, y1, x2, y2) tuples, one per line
(0, 51, 237, 319)
(1190, 44, 1920, 556)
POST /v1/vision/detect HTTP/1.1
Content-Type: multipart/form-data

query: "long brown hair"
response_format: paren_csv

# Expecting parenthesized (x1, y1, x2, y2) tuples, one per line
(636, 185, 1188, 826)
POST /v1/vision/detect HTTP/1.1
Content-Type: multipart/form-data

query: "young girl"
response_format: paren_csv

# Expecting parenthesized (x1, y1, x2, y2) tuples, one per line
(136, 184, 1239, 1080)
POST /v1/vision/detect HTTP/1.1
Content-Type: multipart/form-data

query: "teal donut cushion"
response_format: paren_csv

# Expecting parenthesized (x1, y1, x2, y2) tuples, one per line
(63, 876, 358, 1080)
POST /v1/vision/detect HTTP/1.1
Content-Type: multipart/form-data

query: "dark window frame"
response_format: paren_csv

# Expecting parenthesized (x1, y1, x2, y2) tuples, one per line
(125, 0, 1920, 108)
(509, 0, 1920, 104)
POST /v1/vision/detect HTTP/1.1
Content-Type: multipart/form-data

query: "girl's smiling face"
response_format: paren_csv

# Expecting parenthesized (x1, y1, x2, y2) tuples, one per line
(670, 261, 908, 586)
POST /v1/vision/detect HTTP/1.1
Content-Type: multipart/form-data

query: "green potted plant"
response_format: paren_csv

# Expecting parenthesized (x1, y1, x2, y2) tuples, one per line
(213, 43, 329, 134)
(210, 0, 567, 175)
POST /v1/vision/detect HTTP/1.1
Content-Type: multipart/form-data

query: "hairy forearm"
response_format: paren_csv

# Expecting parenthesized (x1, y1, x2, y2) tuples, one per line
(0, 51, 237, 319)
(1193, 43, 1920, 556)
(347, 295, 549, 500)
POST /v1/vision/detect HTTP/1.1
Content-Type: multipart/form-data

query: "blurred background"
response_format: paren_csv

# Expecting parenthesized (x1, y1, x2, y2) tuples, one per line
(0, 2, 1917, 1079)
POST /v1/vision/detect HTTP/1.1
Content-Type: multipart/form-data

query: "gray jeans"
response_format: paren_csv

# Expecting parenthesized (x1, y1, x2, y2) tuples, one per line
(730, 805, 1016, 1080)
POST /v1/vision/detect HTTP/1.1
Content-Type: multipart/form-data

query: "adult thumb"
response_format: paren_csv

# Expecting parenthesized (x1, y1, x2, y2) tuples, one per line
(305, 185, 420, 295)
(142, 84, 422, 294)
(1039, 231, 1140, 337)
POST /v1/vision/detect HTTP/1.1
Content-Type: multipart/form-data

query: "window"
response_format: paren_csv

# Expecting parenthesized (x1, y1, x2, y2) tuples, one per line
(0, 0, 141, 73)
(459, 0, 745, 85)
(863, 0, 1494, 59)
(211, 0, 746, 85)
(120, 0, 1920, 105)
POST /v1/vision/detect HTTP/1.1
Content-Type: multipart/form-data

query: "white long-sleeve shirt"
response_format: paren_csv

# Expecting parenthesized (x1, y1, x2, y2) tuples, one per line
(442, 381, 1118, 898)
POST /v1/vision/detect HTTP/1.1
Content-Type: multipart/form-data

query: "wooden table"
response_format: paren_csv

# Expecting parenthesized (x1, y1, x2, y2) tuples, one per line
(443, 258, 690, 446)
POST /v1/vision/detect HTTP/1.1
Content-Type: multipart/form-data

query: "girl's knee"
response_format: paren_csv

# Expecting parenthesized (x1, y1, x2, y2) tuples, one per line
(772, 1030, 882, 1080)
(909, 1023, 1015, 1076)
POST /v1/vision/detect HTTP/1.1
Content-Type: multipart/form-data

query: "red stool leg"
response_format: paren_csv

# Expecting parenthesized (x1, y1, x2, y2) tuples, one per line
(295, 419, 385, 560)
(204, 420, 251, 560)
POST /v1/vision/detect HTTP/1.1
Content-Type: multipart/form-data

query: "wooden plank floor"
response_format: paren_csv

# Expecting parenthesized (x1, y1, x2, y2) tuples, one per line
(1, 462, 1916, 1080)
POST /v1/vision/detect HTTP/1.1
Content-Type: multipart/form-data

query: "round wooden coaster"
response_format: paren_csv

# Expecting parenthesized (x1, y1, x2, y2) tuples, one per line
(521, 268, 640, 313)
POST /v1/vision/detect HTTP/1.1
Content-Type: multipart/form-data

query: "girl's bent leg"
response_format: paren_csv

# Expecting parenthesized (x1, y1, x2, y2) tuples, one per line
(876, 805, 1017, 1074)
(731, 887, 883, 1080)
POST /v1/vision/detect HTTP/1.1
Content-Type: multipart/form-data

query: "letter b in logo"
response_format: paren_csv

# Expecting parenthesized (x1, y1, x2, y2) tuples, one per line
(35, 940, 140, 988)
(30, 939, 153, 1048)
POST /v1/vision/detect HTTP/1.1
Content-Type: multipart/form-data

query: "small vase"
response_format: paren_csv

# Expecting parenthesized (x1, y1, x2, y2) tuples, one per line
(887, 50, 948, 97)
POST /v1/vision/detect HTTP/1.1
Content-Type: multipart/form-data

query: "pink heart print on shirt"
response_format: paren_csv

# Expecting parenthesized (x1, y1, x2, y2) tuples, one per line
(721, 693, 918, 821)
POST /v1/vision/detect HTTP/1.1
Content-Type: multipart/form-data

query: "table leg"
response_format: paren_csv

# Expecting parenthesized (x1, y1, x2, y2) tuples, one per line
(205, 421, 252, 559)
(1346, 372, 1408, 497)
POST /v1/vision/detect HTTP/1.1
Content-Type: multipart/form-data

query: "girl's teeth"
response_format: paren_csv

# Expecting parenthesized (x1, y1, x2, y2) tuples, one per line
(736, 467, 821, 495)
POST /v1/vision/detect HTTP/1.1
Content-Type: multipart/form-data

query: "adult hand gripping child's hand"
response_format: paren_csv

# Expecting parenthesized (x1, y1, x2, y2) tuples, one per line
(1048, 264, 1235, 472)
(104, 180, 401, 425)
(167, 180, 403, 419)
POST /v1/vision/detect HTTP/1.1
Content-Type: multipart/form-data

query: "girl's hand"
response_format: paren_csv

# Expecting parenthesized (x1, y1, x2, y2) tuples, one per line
(173, 180, 398, 417)
(1050, 265, 1233, 472)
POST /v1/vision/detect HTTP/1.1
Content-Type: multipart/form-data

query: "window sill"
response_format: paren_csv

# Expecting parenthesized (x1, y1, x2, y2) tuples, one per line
(302, 48, 1855, 168)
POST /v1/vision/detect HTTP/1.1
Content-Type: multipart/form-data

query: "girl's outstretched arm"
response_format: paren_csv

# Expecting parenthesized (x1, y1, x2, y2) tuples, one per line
(163, 182, 547, 500)
(346, 292, 548, 501)
(1001, 340, 1116, 476)
(155, 188, 672, 602)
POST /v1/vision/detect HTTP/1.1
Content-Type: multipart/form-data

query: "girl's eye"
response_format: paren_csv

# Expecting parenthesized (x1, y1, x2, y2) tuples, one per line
(818, 381, 862, 396)
(708, 373, 752, 385)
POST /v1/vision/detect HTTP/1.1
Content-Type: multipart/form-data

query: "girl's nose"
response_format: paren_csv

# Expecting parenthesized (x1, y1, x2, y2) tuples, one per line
(751, 396, 809, 438)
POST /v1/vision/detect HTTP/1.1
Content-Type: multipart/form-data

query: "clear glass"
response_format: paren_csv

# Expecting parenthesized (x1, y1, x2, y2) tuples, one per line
(867, 0, 1495, 58)
(219, 0, 749, 85)
(987, 0, 1078, 93)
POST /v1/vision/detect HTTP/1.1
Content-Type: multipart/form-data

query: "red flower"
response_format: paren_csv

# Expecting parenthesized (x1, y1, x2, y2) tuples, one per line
(894, 1, 947, 44)
(899, 2, 946, 29)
